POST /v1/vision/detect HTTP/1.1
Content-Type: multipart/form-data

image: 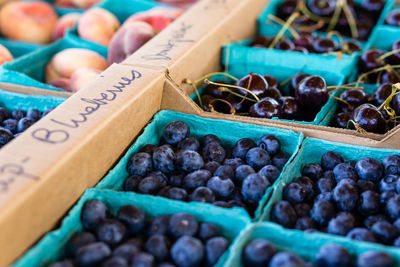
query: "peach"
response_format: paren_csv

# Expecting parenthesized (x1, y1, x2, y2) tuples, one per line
(48, 77, 71, 92)
(52, 13, 81, 41)
(45, 48, 107, 83)
(156, 0, 198, 9)
(70, 68, 101, 92)
(54, 0, 75, 7)
(0, 44, 13, 65)
(78, 7, 120, 46)
(71, 0, 102, 9)
(108, 21, 155, 64)
(0, 2, 58, 44)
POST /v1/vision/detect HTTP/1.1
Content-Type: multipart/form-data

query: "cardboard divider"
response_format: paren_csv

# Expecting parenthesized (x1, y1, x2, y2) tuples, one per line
(0, 63, 166, 266)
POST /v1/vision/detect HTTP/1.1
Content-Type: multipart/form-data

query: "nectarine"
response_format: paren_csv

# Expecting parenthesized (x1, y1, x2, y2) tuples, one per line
(52, 13, 81, 41)
(0, 43, 12, 64)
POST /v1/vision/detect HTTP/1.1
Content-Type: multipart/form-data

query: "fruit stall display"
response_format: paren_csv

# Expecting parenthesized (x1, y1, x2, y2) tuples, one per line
(3, 0, 400, 266)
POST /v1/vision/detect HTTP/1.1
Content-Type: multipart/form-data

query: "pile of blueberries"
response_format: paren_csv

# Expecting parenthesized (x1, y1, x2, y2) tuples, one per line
(243, 239, 394, 267)
(271, 151, 400, 247)
(125, 121, 290, 216)
(49, 200, 230, 267)
(0, 106, 54, 147)
(199, 73, 329, 122)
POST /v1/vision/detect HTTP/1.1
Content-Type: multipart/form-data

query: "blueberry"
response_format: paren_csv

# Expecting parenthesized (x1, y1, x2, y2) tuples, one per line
(223, 158, 245, 169)
(243, 239, 277, 267)
(229, 199, 246, 208)
(153, 145, 176, 173)
(310, 199, 335, 225)
(269, 252, 305, 267)
(295, 217, 317, 230)
(380, 175, 399, 192)
(200, 134, 221, 147)
(205, 237, 229, 266)
(394, 237, 400, 247)
(17, 117, 34, 133)
(123, 175, 141, 192)
(316, 244, 352, 267)
(145, 234, 170, 261)
(169, 172, 184, 187)
(258, 164, 281, 185)
(0, 127, 12, 146)
(283, 182, 306, 204)
(381, 191, 397, 204)
(96, 219, 126, 247)
(199, 223, 219, 241)
(271, 201, 297, 228)
(26, 108, 41, 121)
(127, 152, 153, 176)
(81, 200, 109, 231)
(333, 163, 357, 182)
(158, 263, 176, 267)
(346, 228, 376, 242)
(49, 260, 75, 267)
(396, 179, 400, 194)
(166, 187, 188, 201)
(177, 137, 200, 152)
(171, 236, 204, 267)
(358, 180, 376, 192)
(214, 165, 234, 179)
(356, 158, 383, 182)
(272, 151, 289, 170)
(297, 176, 315, 200)
(315, 192, 334, 203)
(11, 110, 25, 120)
(101, 257, 128, 267)
(213, 201, 232, 208)
(323, 170, 335, 180)
(235, 165, 255, 184)
(207, 176, 235, 198)
(245, 147, 270, 170)
(321, 151, 344, 170)
(149, 215, 170, 236)
(131, 252, 155, 267)
(112, 243, 139, 261)
(3, 119, 17, 134)
(189, 187, 216, 203)
(327, 212, 355, 236)
(202, 142, 226, 164)
(257, 135, 280, 156)
(371, 221, 398, 244)
(232, 138, 256, 159)
(294, 203, 311, 217)
(357, 251, 393, 267)
(163, 121, 190, 145)
(116, 205, 146, 233)
(302, 163, 323, 180)
(75, 242, 111, 267)
(177, 150, 204, 172)
(66, 232, 96, 257)
(317, 178, 335, 193)
(138, 176, 162, 195)
(382, 155, 400, 175)
(182, 170, 211, 191)
(333, 180, 358, 211)
(168, 213, 199, 239)
(386, 195, 400, 220)
(241, 173, 270, 202)
(125, 238, 143, 249)
(150, 171, 168, 187)
(139, 144, 157, 155)
(204, 161, 221, 174)
(364, 214, 387, 229)
(359, 190, 380, 215)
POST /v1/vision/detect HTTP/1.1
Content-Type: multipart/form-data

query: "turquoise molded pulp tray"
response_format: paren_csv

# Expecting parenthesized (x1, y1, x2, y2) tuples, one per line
(13, 188, 251, 267)
(96, 110, 304, 220)
(191, 62, 346, 126)
(223, 221, 400, 266)
(0, 37, 107, 91)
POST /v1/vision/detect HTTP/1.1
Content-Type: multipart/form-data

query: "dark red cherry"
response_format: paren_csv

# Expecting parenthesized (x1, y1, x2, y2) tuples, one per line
(386, 10, 400, 26)
(343, 40, 362, 54)
(277, 0, 298, 19)
(295, 75, 328, 112)
(387, 40, 400, 65)
(249, 97, 282, 118)
(312, 38, 339, 53)
(274, 38, 295, 51)
(263, 75, 279, 89)
(264, 87, 282, 99)
(351, 103, 387, 134)
(225, 94, 250, 113)
(290, 74, 310, 96)
(392, 94, 400, 115)
(359, 49, 384, 73)
(293, 34, 314, 50)
(339, 89, 368, 107)
(307, 0, 335, 17)
(210, 99, 233, 114)
(203, 80, 229, 99)
(279, 96, 300, 119)
(236, 73, 268, 99)
(381, 71, 400, 84)
(201, 95, 214, 112)
(372, 83, 393, 106)
(252, 36, 272, 47)
(334, 112, 350, 128)
(361, 0, 383, 14)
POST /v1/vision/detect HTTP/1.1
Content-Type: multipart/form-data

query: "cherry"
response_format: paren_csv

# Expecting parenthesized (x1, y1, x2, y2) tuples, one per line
(252, 36, 271, 48)
(290, 74, 310, 96)
(372, 83, 392, 106)
(274, 38, 295, 51)
(211, 99, 233, 114)
(279, 96, 300, 119)
(295, 75, 328, 112)
(387, 40, 400, 65)
(312, 38, 339, 53)
(307, 0, 335, 17)
(263, 75, 279, 89)
(249, 97, 282, 118)
(201, 95, 214, 112)
(225, 94, 250, 113)
(334, 112, 351, 128)
(264, 87, 283, 99)
(359, 49, 384, 73)
(203, 80, 229, 99)
(392, 94, 400, 116)
(361, 0, 383, 16)
(236, 73, 268, 99)
(351, 103, 387, 134)
(380, 71, 400, 84)
(277, 0, 298, 19)
(386, 10, 400, 26)
(293, 34, 314, 51)
(339, 89, 368, 107)
(343, 40, 362, 54)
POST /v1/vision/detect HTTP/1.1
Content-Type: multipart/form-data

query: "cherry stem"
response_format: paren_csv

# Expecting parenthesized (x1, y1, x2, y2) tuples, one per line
(267, 15, 300, 39)
(327, 31, 344, 47)
(209, 98, 236, 114)
(327, 85, 364, 90)
(329, 93, 352, 107)
(357, 64, 400, 86)
(327, 0, 343, 32)
(294, 20, 325, 32)
(204, 79, 260, 102)
(193, 72, 239, 84)
(297, 0, 331, 22)
(377, 48, 400, 62)
(378, 83, 400, 111)
(347, 119, 367, 134)
(182, 78, 203, 107)
(269, 12, 300, 49)
(342, 0, 358, 39)
(387, 64, 400, 81)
